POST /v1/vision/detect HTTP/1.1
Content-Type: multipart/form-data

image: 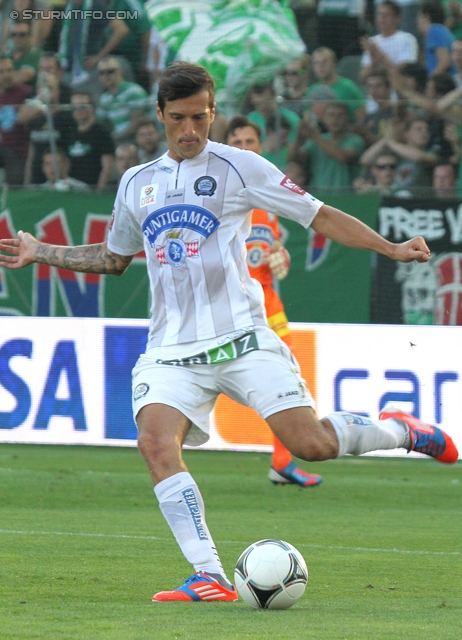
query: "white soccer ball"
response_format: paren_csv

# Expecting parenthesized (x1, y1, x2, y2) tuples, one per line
(234, 539, 308, 610)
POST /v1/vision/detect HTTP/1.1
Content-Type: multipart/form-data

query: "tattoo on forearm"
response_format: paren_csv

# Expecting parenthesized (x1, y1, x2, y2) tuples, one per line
(34, 242, 133, 275)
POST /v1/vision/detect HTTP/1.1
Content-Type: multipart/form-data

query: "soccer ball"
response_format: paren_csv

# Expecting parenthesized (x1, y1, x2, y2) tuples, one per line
(234, 539, 308, 609)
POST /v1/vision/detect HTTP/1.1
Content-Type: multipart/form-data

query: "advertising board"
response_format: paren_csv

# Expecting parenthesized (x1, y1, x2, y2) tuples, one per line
(0, 318, 460, 459)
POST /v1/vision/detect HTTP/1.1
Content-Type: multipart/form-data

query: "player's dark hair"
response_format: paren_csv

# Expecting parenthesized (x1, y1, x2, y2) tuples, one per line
(420, 1, 445, 24)
(224, 115, 262, 142)
(157, 61, 215, 113)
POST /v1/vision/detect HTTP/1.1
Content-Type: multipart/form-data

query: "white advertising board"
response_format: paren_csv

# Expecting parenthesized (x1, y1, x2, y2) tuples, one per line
(0, 318, 460, 459)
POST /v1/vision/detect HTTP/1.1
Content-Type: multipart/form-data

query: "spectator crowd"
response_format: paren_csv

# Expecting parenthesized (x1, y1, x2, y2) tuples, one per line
(0, 0, 462, 198)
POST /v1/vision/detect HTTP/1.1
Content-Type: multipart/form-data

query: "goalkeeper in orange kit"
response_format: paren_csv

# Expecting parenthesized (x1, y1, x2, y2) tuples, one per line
(225, 115, 322, 487)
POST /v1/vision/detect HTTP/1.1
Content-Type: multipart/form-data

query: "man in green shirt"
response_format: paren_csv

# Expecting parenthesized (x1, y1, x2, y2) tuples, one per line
(290, 101, 365, 191)
(305, 47, 365, 123)
(8, 21, 41, 87)
(246, 83, 300, 144)
(96, 56, 153, 142)
(107, 0, 152, 87)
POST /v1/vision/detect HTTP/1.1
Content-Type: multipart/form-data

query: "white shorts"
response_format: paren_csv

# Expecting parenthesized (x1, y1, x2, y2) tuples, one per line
(131, 325, 315, 446)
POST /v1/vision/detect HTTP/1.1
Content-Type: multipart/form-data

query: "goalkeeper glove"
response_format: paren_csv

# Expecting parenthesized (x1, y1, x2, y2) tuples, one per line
(267, 247, 290, 280)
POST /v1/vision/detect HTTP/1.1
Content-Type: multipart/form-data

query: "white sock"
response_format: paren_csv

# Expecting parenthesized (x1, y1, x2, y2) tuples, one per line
(154, 472, 230, 585)
(325, 412, 410, 458)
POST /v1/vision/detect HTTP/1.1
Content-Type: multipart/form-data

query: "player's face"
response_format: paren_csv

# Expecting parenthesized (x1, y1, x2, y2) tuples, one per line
(226, 126, 261, 154)
(156, 91, 215, 163)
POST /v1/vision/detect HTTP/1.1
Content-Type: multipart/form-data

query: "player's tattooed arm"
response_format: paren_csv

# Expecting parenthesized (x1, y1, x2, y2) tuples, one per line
(0, 231, 134, 275)
(34, 241, 133, 274)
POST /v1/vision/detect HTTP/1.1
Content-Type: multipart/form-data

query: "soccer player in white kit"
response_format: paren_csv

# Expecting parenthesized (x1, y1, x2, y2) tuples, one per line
(0, 61, 458, 604)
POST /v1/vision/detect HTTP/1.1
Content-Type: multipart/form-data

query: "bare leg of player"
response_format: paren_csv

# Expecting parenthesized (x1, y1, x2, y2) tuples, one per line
(137, 403, 238, 602)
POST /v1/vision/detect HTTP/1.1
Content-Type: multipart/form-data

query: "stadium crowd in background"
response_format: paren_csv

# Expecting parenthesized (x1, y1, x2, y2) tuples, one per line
(0, 0, 462, 195)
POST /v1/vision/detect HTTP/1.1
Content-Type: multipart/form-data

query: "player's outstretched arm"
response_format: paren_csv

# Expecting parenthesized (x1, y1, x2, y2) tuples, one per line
(0, 231, 134, 275)
(311, 204, 430, 263)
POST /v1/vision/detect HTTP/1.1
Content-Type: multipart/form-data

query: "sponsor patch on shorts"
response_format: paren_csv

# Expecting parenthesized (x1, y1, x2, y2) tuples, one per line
(156, 332, 259, 366)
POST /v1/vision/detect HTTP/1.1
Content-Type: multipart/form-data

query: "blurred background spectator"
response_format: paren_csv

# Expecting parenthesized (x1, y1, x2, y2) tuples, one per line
(360, 116, 441, 195)
(450, 37, 462, 85)
(135, 118, 167, 163)
(245, 82, 300, 146)
(67, 90, 114, 190)
(23, 71, 74, 185)
(0, 0, 459, 200)
(316, 0, 368, 59)
(38, 51, 71, 103)
(279, 53, 311, 117)
(354, 150, 399, 193)
(360, 1, 419, 83)
(39, 145, 89, 191)
(8, 19, 41, 86)
(114, 141, 138, 182)
(0, 0, 13, 54)
(305, 47, 366, 123)
(58, 0, 128, 95)
(108, 0, 151, 90)
(3, 0, 52, 51)
(418, 0, 455, 76)
(290, 101, 365, 190)
(95, 56, 151, 143)
(0, 52, 32, 183)
(432, 161, 458, 196)
(359, 67, 396, 144)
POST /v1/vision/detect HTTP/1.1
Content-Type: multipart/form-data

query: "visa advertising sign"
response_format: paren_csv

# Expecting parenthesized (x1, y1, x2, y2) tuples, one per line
(0, 318, 460, 458)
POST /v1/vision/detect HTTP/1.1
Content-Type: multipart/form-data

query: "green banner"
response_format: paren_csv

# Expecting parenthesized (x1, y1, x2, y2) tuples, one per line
(0, 190, 150, 318)
(0, 190, 381, 323)
(279, 192, 382, 324)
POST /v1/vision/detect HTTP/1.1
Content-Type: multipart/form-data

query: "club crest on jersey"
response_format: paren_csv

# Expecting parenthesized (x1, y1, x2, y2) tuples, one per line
(142, 204, 220, 245)
(194, 175, 217, 196)
(156, 231, 199, 268)
(140, 184, 159, 207)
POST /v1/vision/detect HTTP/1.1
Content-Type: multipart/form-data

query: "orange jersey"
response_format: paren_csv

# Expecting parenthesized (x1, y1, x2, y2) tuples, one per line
(246, 208, 281, 286)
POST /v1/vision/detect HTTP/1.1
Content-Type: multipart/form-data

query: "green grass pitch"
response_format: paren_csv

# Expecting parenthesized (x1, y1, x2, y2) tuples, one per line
(0, 444, 461, 640)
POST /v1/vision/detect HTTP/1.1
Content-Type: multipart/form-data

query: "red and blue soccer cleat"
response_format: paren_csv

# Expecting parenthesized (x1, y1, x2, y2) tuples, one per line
(379, 405, 459, 464)
(152, 572, 238, 602)
(268, 461, 323, 487)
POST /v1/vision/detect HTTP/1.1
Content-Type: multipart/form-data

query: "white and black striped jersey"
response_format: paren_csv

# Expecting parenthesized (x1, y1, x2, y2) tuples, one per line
(107, 140, 323, 348)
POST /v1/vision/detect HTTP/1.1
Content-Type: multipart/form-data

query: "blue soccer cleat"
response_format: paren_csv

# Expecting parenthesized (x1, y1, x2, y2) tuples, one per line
(152, 572, 238, 602)
(268, 461, 322, 487)
(379, 405, 458, 464)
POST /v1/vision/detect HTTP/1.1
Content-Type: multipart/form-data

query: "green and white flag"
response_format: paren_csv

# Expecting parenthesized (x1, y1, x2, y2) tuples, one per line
(145, 0, 306, 108)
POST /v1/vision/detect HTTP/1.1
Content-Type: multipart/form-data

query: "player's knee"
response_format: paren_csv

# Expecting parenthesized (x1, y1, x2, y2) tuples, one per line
(137, 430, 175, 465)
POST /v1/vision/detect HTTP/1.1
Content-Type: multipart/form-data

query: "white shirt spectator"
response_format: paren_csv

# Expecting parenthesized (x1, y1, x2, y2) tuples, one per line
(361, 30, 419, 68)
